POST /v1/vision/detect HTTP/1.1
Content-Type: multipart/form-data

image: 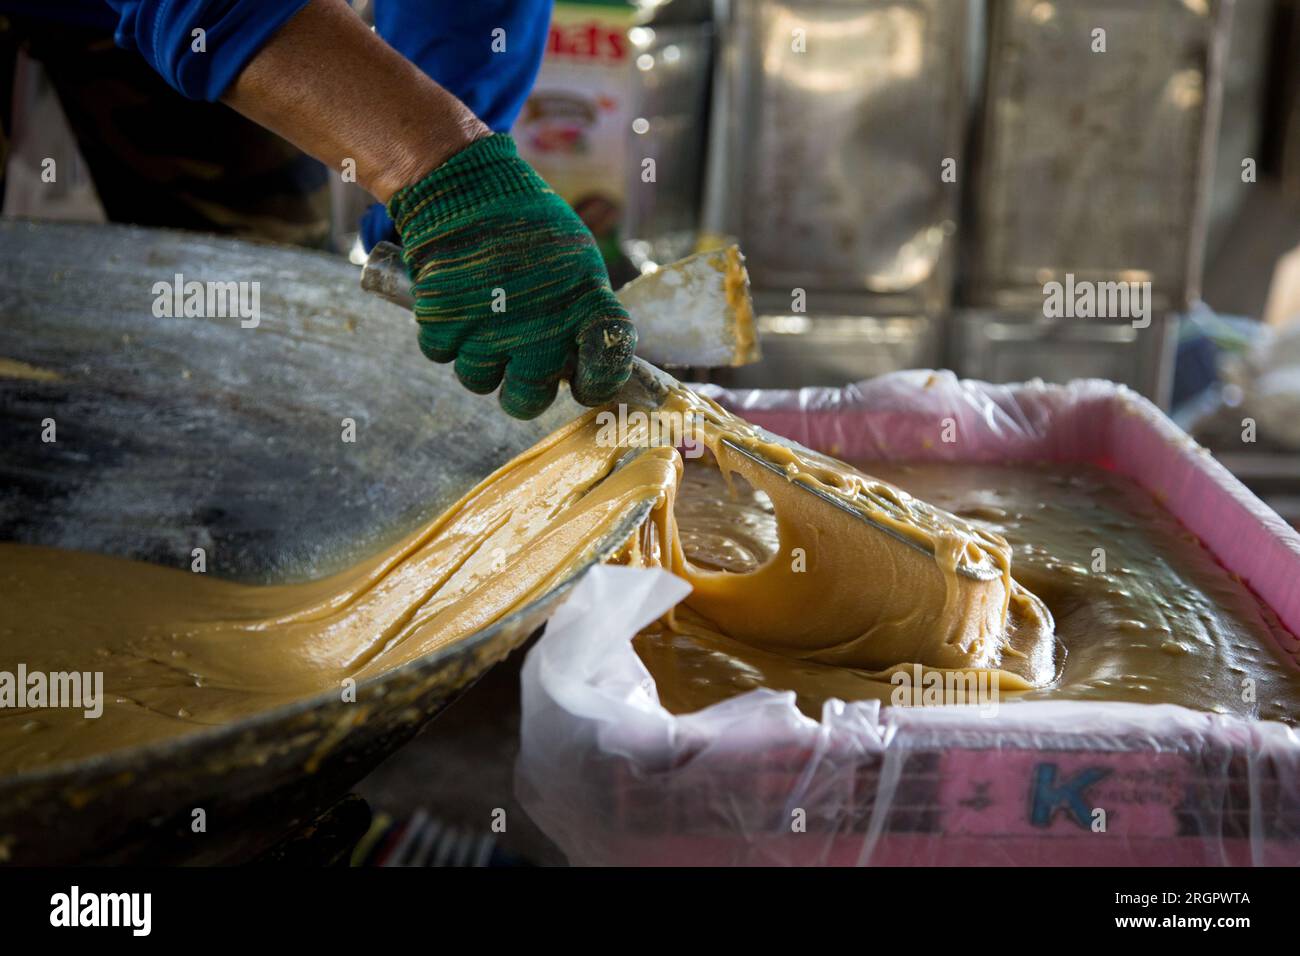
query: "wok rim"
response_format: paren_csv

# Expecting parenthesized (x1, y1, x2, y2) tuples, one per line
(0, 489, 655, 795)
(0, 219, 660, 801)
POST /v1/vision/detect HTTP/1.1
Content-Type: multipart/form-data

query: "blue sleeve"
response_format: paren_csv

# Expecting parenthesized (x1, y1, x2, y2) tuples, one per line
(103, 0, 311, 102)
(373, 0, 551, 133)
(362, 0, 552, 252)
(92, 0, 552, 249)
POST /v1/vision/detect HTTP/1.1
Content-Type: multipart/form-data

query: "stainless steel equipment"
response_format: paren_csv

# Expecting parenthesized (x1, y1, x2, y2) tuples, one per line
(1206, 0, 1272, 257)
(629, 0, 1237, 399)
(713, 313, 942, 388)
(966, 0, 1229, 313)
(359, 241, 987, 577)
(621, 1, 716, 268)
(953, 0, 1233, 407)
(705, 0, 969, 318)
(364, 240, 761, 368)
(696, 0, 971, 387)
(950, 309, 1179, 403)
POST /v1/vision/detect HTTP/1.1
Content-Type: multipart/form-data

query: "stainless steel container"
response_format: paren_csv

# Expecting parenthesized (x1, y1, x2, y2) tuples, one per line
(711, 314, 943, 388)
(705, 0, 970, 317)
(965, 0, 1231, 313)
(621, 5, 716, 268)
(1205, 0, 1271, 258)
(950, 309, 1179, 406)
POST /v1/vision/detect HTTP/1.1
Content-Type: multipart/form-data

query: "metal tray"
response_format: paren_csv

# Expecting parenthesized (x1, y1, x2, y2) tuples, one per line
(966, 0, 1229, 312)
(705, 0, 968, 315)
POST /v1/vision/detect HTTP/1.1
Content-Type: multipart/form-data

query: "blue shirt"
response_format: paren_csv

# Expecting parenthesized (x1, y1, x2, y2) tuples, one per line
(7, 1, 553, 245)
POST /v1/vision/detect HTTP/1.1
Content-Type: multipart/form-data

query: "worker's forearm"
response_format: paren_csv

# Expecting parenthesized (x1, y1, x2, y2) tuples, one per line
(222, 0, 489, 202)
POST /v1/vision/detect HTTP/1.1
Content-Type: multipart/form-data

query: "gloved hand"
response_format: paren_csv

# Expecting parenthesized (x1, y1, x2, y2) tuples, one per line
(388, 134, 637, 419)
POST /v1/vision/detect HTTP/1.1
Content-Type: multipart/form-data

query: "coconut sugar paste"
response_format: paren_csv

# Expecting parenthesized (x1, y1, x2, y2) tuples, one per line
(637, 458, 1300, 723)
(2, 386, 1297, 776)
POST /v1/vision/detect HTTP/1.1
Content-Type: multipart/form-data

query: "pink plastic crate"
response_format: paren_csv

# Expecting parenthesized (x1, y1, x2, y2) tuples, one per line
(517, 374, 1300, 866)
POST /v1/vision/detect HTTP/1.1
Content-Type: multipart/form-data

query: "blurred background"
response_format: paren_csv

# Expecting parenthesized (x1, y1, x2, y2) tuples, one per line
(13, 1, 1295, 519)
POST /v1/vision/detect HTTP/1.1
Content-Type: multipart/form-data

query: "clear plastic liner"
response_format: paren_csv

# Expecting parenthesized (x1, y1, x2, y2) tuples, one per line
(515, 372, 1300, 866)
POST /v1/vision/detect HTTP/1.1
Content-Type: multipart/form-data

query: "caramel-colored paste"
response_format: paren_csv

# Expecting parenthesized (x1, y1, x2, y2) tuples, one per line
(2, 387, 1297, 776)
(638, 459, 1300, 723)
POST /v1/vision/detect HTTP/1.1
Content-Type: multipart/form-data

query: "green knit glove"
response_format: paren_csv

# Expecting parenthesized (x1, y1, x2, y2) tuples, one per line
(388, 134, 637, 419)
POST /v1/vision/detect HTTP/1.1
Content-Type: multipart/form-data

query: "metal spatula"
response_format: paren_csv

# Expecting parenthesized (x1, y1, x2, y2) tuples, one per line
(362, 241, 759, 369)
(361, 244, 997, 583)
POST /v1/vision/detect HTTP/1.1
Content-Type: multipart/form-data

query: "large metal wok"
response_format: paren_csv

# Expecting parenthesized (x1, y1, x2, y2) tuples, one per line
(0, 220, 652, 864)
